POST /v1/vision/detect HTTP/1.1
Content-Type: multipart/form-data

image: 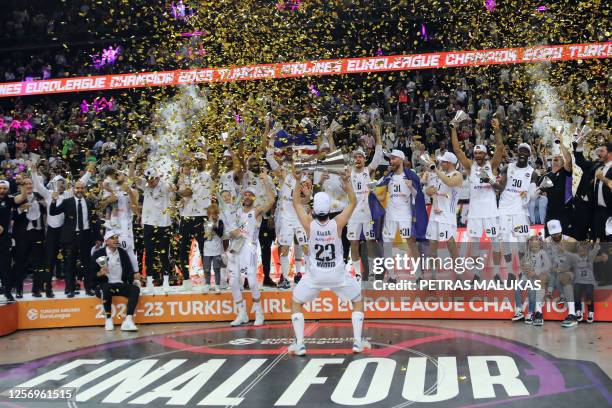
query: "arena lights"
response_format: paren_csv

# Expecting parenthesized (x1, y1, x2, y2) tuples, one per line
(0, 42, 609, 98)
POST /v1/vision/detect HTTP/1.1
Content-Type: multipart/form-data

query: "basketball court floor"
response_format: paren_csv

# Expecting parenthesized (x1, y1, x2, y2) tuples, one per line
(1, 319, 610, 407)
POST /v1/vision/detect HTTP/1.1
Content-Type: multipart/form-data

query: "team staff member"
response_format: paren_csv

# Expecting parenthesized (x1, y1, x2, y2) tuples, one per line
(50, 181, 99, 298)
(92, 230, 140, 332)
(542, 137, 573, 236)
(0, 180, 15, 301)
(572, 140, 609, 240)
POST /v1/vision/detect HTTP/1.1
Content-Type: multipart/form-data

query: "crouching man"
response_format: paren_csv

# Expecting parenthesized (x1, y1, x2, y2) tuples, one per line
(92, 230, 140, 331)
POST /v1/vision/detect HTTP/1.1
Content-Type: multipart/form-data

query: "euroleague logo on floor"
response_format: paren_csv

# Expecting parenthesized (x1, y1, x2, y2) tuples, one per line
(2, 322, 612, 407)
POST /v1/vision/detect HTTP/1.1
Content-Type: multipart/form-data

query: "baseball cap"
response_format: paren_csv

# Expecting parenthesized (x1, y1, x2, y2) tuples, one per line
(313, 192, 331, 215)
(474, 145, 487, 154)
(104, 229, 119, 241)
(389, 149, 406, 161)
(223, 150, 232, 157)
(0, 180, 9, 188)
(144, 168, 159, 179)
(547, 219, 562, 235)
(518, 143, 532, 154)
(439, 152, 458, 164)
(194, 152, 207, 160)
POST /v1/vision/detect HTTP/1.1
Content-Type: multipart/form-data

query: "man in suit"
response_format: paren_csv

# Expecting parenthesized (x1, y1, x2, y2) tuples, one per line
(91, 230, 140, 331)
(573, 140, 610, 240)
(593, 143, 612, 241)
(0, 180, 15, 301)
(50, 181, 99, 297)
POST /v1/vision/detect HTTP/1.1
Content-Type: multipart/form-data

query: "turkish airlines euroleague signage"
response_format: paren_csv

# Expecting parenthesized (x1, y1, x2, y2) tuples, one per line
(0, 42, 610, 97)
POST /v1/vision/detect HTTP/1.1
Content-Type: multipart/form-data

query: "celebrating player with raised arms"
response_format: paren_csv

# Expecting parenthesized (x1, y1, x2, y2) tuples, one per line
(288, 170, 370, 356)
(228, 170, 276, 327)
(451, 117, 504, 279)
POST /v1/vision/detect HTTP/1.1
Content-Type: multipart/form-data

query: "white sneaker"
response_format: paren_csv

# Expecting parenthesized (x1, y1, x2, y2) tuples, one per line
(511, 311, 524, 321)
(352, 339, 371, 354)
(254, 311, 264, 326)
(105, 318, 114, 331)
(162, 276, 170, 293)
(202, 284, 210, 294)
(120, 316, 138, 331)
(288, 342, 306, 356)
(230, 311, 249, 326)
(214, 285, 221, 294)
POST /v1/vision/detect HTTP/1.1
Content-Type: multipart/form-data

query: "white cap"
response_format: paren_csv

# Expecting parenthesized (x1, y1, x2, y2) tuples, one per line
(547, 219, 562, 235)
(518, 143, 532, 154)
(194, 152, 207, 160)
(144, 168, 159, 179)
(223, 150, 232, 157)
(439, 152, 458, 164)
(313, 192, 331, 215)
(389, 149, 406, 161)
(104, 229, 119, 241)
(353, 148, 366, 157)
(474, 144, 487, 153)
(0, 180, 9, 188)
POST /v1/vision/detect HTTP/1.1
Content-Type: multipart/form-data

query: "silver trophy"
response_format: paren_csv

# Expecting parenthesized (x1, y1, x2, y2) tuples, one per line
(539, 176, 554, 190)
(420, 153, 436, 170)
(96, 256, 108, 268)
(450, 110, 469, 128)
(204, 219, 215, 240)
(573, 125, 591, 144)
(476, 166, 491, 182)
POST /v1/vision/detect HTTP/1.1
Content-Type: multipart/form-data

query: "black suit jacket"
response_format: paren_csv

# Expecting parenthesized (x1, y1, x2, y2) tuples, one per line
(91, 247, 136, 287)
(573, 148, 603, 206)
(49, 196, 98, 244)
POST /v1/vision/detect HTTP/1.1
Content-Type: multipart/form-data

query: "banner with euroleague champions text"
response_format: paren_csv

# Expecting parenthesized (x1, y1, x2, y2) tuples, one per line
(0, 42, 610, 97)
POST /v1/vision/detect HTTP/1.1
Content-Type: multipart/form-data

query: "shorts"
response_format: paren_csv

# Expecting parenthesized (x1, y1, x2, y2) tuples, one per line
(293, 275, 362, 304)
(347, 221, 375, 241)
(500, 214, 530, 237)
(382, 219, 412, 242)
(467, 217, 500, 238)
(425, 221, 457, 241)
(278, 223, 307, 246)
(230, 242, 258, 277)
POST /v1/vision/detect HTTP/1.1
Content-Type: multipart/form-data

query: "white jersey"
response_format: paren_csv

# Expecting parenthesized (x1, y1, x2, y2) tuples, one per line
(279, 173, 299, 225)
(179, 170, 212, 217)
(468, 161, 498, 219)
(386, 173, 413, 222)
(308, 219, 345, 286)
(109, 191, 134, 242)
(429, 170, 460, 225)
(350, 167, 372, 222)
(236, 208, 261, 245)
(220, 171, 241, 201)
(498, 162, 533, 216)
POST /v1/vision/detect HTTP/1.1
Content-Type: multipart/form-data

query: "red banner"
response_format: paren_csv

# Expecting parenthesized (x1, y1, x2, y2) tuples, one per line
(0, 42, 610, 98)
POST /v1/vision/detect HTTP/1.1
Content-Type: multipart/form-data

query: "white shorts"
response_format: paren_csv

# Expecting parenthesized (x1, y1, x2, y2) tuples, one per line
(293, 275, 362, 304)
(467, 217, 500, 238)
(230, 242, 258, 277)
(500, 214, 530, 237)
(278, 223, 307, 246)
(425, 221, 457, 241)
(382, 219, 412, 242)
(347, 221, 375, 241)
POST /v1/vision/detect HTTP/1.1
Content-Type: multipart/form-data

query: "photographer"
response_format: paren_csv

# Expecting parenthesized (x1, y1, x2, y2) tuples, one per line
(92, 230, 140, 332)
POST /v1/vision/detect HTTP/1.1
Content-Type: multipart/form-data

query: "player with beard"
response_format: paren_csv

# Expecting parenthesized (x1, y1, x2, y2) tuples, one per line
(495, 143, 537, 285)
(266, 148, 307, 289)
(228, 171, 275, 327)
(376, 150, 425, 282)
(451, 118, 504, 280)
(100, 172, 139, 283)
(289, 171, 370, 356)
(347, 122, 386, 281)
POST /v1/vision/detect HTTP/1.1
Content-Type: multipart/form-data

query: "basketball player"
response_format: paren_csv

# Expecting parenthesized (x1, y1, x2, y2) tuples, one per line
(289, 171, 370, 355)
(495, 142, 538, 283)
(266, 148, 307, 289)
(450, 118, 504, 279)
(376, 150, 426, 282)
(347, 122, 386, 281)
(423, 152, 462, 277)
(229, 171, 275, 327)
